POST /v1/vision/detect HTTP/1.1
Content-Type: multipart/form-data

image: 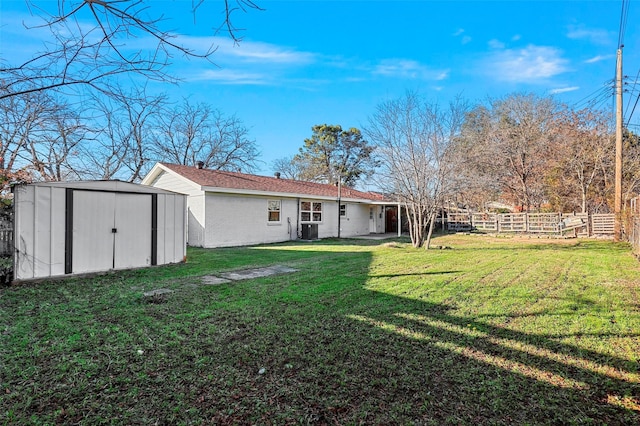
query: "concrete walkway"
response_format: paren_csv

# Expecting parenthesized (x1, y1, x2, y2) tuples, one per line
(351, 233, 406, 240)
(201, 265, 298, 285)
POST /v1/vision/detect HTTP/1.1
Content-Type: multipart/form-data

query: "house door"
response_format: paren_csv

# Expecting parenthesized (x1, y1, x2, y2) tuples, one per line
(386, 207, 398, 233)
(71, 191, 151, 274)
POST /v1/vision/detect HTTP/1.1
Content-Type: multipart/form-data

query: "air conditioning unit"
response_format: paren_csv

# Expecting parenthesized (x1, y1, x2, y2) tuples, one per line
(301, 223, 318, 240)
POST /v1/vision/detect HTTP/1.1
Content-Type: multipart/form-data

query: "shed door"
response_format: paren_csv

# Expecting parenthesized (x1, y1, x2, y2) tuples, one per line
(113, 193, 151, 269)
(72, 191, 151, 274)
(72, 191, 116, 274)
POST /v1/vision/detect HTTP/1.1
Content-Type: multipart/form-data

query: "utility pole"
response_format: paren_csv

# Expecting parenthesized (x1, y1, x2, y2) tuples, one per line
(614, 46, 624, 241)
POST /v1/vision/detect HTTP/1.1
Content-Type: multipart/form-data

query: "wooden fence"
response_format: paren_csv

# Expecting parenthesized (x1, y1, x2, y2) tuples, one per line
(0, 229, 12, 257)
(447, 212, 614, 237)
(0, 217, 12, 257)
(628, 198, 640, 255)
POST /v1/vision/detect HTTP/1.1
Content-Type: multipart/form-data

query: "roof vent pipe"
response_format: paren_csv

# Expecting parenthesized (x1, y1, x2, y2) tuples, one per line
(196, 161, 204, 169)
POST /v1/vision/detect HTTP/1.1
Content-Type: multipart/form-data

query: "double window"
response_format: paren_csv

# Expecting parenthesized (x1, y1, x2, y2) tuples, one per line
(301, 201, 322, 222)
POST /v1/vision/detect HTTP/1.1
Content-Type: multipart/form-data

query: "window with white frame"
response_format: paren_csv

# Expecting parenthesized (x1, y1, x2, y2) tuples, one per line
(340, 204, 346, 217)
(300, 201, 322, 222)
(268, 200, 281, 222)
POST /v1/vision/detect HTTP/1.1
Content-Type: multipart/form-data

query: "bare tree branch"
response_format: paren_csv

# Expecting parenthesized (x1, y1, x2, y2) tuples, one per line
(1, 1, 262, 100)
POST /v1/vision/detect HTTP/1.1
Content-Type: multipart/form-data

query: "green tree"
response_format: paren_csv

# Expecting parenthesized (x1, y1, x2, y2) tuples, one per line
(294, 124, 377, 187)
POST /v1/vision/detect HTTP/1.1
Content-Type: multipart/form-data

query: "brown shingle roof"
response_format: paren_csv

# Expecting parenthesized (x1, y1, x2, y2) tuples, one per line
(160, 163, 386, 202)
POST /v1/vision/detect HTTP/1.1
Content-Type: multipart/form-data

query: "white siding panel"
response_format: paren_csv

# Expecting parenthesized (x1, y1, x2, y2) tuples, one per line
(201, 194, 375, 248)
(188, 194, 206, 247)
(155, 193, 187, 263)
(156, 194, 167, 265)
(114, 193, 152, 269)
(205, 194, 297, 247)
(318, 202, 338, 239)
(50, 187, 66, 276)
(167, 194, 184, 264)
(73, 191, 116, 274)
(34, 186, 52, 278)
(13, 185, 35, 280)
(176, 195, 187, 261)
(339, 203, 371, 237)
(150, 170, 200, 196)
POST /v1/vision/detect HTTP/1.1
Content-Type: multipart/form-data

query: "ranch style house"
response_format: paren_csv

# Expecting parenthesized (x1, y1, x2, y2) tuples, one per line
(142, 162, 400, 248)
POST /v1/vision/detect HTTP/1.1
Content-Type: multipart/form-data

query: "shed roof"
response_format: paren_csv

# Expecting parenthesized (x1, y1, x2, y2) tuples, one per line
(14, 179, 182, 195)
(156, 163, 388, 202)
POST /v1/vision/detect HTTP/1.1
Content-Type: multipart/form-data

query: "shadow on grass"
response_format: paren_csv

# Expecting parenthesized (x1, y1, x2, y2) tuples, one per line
(1, 241, 638, 425)
(369, 270, 463, 279)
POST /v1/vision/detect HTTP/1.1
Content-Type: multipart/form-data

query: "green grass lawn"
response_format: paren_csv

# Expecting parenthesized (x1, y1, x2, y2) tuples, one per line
(1, 234, 639, 425)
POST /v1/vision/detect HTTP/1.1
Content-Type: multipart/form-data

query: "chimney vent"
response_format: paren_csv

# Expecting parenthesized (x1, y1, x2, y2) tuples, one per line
(274, 172, 281, 179)
(196, 161, 204, 169)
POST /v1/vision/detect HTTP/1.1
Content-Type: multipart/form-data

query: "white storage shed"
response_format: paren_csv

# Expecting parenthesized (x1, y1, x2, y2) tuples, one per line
(12, 180, 187, 281)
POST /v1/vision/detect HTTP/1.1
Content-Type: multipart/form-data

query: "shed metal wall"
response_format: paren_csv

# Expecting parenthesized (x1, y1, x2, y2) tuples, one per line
(13, 182, 186, 281)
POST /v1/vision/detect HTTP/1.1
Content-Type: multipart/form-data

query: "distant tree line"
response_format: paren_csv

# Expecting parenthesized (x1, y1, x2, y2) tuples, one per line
(0, 86, 259, 193)
(274, 92, 640, 249)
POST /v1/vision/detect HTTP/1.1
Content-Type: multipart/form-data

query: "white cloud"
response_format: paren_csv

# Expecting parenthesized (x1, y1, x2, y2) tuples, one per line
(373, 59, 449, 81)
(549, 86, 580, 94)
(486, 45, 570, 82)
(512, 35, 521, 42)
(190, 69, 270, 85)
(214, 39, 317, 65)
(488, 39, 505, 49)
(171, 36, 317, 66)
(584, 54, 614, 64)
(454, 28, 471, 44)
(567, 25, 613, 45)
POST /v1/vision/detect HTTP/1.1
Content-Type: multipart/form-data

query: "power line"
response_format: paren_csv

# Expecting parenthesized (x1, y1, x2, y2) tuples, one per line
(625, 73, 640, 126)
(618, 0, 630, 48)
(573, 80, 614, 111)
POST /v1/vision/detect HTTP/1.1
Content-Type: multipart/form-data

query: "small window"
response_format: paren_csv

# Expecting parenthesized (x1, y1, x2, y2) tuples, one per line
(301, 201, 322, 222)
(268, 200, 281, 222)
(340, 204, 346, 217)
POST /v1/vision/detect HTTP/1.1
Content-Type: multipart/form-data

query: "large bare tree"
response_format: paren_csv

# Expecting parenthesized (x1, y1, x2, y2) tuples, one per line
(548, 108, 613, 213)
(366, 92, 468, 249)
(459, 93, 559, 212)
(0, 89, 89, 183)
(271, 155, 307, 180)
(1, 1, 262, 100)
(151, 99, 260, 172)
(80, 86, 167, 181)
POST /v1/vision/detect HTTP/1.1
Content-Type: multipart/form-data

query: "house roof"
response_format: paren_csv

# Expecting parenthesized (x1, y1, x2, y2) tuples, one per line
(156, 163, 388, 202)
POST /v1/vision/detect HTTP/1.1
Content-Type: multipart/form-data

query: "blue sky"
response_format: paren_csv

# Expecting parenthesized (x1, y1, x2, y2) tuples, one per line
(2, 1, 639, 178)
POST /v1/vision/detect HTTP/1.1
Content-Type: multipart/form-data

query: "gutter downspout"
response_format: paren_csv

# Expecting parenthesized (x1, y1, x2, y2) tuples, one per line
(296, 198, 300, 240)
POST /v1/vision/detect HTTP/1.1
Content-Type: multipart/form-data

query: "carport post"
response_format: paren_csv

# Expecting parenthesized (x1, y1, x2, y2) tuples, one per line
(397, 202, 401, 237)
